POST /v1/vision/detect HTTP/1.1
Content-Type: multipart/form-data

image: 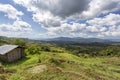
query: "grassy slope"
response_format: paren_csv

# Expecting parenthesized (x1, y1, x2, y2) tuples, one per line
(0, 47, 120, 80)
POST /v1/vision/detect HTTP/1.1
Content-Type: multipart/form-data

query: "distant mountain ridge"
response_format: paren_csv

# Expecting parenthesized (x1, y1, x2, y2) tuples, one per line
(0, 36, 120, 43)
(44, 37, 112, 43)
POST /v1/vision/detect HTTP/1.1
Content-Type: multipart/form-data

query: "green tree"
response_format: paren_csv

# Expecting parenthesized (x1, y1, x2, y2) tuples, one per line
(25, 44, 41, 55)
(13, 39, 26, 47)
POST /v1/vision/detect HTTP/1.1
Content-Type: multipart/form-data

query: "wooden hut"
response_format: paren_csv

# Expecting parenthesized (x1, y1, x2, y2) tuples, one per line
(0, 45, 24, 62)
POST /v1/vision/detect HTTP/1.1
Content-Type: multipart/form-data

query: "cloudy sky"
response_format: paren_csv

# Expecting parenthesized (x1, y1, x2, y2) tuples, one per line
(0, 0, 120, 39)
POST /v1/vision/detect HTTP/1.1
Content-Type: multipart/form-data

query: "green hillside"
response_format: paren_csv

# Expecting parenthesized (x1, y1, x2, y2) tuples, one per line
(0, 37, 120, 80)
(1, 52, 120, 80)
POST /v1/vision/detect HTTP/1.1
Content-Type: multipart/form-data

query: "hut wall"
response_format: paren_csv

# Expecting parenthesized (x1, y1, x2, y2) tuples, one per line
(0, 54, 8, 62)
(21, 48, 25, 57)
(7, 48, 23, 62)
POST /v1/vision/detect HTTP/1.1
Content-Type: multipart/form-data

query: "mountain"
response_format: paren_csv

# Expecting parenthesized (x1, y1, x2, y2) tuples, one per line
(43, 37, 112, 43)
(0, 36, 117, 43)
(109, 39, 120, 42)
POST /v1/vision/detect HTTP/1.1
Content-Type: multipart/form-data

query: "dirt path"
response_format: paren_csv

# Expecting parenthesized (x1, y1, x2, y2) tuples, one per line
(29, 65, 47, 74)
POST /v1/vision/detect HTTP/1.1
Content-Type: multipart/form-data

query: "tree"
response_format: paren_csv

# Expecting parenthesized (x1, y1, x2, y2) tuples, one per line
(25, 44, 41, 55)
(13, 39, 26, 47)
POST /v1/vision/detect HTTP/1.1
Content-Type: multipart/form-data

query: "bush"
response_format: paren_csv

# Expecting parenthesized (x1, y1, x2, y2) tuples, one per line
(78, 54, 89, 58)
(41, 46, 51, 52)
(25, 44, 41, 55)
(13, 39, 26, 47)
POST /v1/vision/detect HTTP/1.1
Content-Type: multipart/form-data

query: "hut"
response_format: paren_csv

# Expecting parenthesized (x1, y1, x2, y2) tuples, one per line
(0, 45, 24, 62)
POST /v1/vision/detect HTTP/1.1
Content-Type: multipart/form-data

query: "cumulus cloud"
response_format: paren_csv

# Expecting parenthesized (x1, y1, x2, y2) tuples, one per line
(12, 0, 120, 39)
(38, 13, 120, 38)
(87, 13, 120, 37)
(0, 20, 32, 37)
(81, 0, 120, 19)
(32, 12, 62, 27)
(13, 0, 90, 17)
(0, 3, 23, 19)
(87, 13, 120, 26)
(13, 0, 120, 28)
(13, 0, 90, 27)
(31, 0, 90, 18)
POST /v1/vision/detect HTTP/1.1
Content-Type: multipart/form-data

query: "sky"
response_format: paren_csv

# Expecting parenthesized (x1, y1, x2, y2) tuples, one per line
(0, 0, 120, 39)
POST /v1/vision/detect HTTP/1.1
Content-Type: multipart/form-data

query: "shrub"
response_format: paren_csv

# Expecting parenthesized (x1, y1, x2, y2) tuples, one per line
(25, 44, 41, 55)
(41, 46, 51, 52)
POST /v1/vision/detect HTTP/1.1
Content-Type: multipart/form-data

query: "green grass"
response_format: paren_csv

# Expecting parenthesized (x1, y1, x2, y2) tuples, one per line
(0, 51, 120, 80)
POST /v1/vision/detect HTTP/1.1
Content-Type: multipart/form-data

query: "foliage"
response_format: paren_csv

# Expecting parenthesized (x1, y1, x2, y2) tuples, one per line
(0, 36, 120, 80)
(25, 44, 41, 55)
(8, 74, 25, 80)
(62, 44, 120, 57)
(41, 46, 51, 52)
(2, 52, 120, 80)
(13, 39, 26, 47)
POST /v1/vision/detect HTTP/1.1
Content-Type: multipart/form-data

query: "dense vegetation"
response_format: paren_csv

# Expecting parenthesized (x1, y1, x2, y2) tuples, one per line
(0, 36, 120, 80)
(45, 40, 120, 57)
(61, 43, 120, 57)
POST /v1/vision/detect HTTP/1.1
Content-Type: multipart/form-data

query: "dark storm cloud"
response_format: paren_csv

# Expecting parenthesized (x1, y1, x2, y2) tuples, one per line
(32, 0, 90, 18)
(52, 0, 90, 18)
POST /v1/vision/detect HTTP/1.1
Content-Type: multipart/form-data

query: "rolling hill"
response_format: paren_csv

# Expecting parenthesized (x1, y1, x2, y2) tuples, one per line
(43, 37, 113, 43)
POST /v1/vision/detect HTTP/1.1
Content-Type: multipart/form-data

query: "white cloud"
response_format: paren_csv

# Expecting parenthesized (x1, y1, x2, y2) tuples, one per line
(32, 11, 62, 27)
(87, 13, 120, 30)
(38, 23, 89, 38)
(13, 0, 90, 27)
(88, 14, 120, 25)
(12, 0, 120, 39)
(80, 0, 120, 19)
(38, 13, 120, 38)
(0, 3, 23, 20)
(0, 20, 32, 38)
(13, 0, 90, 17)
(13, 0, 120, 28)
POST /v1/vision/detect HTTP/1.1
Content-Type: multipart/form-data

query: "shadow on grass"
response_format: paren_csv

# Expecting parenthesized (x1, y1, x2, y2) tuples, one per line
(1, 57, 30, 67)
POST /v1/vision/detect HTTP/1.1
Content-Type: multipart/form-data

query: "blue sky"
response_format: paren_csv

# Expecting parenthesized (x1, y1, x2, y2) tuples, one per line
(0, 0, 120, 39)
(0, 0, 47, 33)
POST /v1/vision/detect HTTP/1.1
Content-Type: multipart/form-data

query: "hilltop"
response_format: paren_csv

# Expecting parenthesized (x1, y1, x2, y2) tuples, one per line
(0, 36, 120, 80)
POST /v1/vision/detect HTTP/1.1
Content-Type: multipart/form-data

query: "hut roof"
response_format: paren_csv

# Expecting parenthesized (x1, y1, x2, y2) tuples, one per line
(0, 45, 18, 55)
